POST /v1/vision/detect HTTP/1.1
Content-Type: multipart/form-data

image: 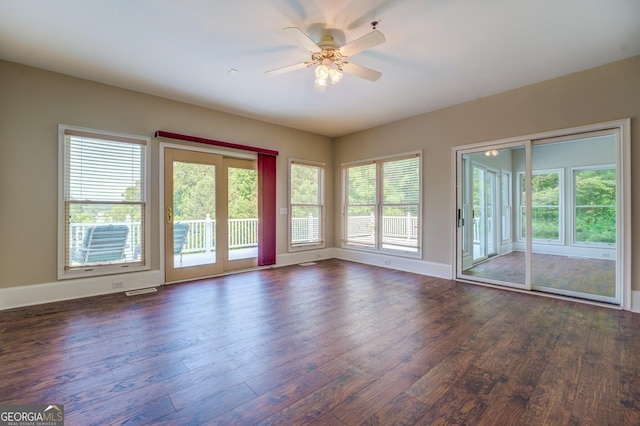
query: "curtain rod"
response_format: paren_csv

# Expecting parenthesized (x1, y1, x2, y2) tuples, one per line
(155, 130, 279, 156)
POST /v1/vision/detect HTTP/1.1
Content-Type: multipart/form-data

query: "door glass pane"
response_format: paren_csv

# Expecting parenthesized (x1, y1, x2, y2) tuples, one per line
(531, 135, 617, 299)
(461, 146, 526, 286)
(228, 166, 258, 261)
(173, 161, 216, 268)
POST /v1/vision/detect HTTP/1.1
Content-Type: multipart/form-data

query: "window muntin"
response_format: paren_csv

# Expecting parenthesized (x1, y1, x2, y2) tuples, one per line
(343, 153, 421, 255)
(60, 126, 149, 277)
(289, 160, 325, 249)
(574, 167, 616, 245)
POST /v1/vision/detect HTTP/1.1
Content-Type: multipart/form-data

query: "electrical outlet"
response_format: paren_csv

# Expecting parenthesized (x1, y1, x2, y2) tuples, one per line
(112, 281, 124, 289)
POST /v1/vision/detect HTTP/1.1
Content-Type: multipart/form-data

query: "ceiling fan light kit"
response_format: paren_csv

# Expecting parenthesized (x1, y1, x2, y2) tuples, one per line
(266, 21, 386, 92)
(313, 47, 345, 92)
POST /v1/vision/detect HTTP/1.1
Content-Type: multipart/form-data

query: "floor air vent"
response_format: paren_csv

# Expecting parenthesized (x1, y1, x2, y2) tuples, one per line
(125, 288, 157, 296)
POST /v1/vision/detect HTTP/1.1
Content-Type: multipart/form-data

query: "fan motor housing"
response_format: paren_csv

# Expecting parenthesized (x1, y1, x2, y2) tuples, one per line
(317, 34, 340, 51)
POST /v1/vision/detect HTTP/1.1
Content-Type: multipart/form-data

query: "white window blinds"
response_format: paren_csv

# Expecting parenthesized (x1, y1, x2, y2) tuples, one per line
(63, 128, 147, 272)
(343, 153, 421, 254)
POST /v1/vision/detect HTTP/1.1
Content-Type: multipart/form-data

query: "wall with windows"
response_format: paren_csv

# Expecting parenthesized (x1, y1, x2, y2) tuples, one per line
(0, 60, 333, 290)
(1, 56, 639, 297)
(333, 55, 640, 289)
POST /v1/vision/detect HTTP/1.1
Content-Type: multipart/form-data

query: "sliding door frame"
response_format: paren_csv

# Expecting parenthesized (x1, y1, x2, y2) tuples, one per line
(455, 141, 532, 291)
(160, 142, 257, 283)
(452, 118, 631, 309)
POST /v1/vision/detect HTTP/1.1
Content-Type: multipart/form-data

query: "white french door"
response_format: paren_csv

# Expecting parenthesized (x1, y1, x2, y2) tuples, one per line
(164, 148, 257, 283)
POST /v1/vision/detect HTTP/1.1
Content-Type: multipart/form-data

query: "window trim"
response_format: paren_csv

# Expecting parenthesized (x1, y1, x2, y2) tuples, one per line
(341, 151, 422, 258)
(57, 124, 151, 279)
(288, 158, 326, 252)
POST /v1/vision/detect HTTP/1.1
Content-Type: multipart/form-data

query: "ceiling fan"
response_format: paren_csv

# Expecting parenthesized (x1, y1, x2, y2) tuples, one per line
(265, 22, 386, 92)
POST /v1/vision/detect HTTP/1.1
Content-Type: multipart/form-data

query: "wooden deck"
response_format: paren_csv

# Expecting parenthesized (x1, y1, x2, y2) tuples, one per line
(177, 247, 258, 267)
(1, 259, 639, 425)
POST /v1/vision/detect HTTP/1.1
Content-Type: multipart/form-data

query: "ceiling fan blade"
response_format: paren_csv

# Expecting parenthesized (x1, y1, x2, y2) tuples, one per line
(341, 62, 382, 82)
(265, 62, 309, 76)
(339, 30, 386, 57)
(283, 27, 320, 52)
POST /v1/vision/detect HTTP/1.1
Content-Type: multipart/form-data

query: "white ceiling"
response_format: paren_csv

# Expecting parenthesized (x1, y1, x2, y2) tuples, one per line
(1, 0, 639, 138)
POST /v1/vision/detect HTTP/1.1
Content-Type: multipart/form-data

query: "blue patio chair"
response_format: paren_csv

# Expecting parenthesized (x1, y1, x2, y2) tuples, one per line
(73, 224, 129, 264)
(174, 222, 189, 266)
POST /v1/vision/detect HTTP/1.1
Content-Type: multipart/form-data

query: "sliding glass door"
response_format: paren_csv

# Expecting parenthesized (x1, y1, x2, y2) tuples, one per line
(164, 148, 257, 282)
(456, 127, 624, 305)
(529, 133, 618, 301)
(458, 145, 528, 289)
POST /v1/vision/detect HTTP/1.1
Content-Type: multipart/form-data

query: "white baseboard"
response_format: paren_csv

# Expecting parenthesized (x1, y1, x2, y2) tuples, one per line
(2, 254, 634, 312)
(0, 270, 164, 311)
(276, 248, 335, 267)
(632, 290, 640, 313)
(0, 249, 334, 311)
(333, 248, 452, 279)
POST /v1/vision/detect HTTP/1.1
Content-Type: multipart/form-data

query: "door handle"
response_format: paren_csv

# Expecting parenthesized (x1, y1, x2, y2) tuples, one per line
(166, 206, 173, 224)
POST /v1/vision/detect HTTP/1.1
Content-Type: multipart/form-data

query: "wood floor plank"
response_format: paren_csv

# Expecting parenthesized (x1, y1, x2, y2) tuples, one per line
(403, 292, 520, 408)
(0, 259, 638, 424)
(362, 392, 430, 425)
(571, 309, 622, 425)
(154, 383, 257, 426)
(474, 299, 573, 425)
(205, 369, 333, 425)
(517, 303, 592, 424)
(416, 365, 499, 425)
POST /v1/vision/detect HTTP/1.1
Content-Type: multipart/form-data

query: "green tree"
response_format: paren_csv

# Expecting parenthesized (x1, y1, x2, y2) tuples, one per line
(109, 180, 142, 222)
(347, 163, 376, 216)
(228, 167, 257, 219)
(291, 163, 321, 217)
(173, 162, 216, 220)
(575, 169, 616, 243)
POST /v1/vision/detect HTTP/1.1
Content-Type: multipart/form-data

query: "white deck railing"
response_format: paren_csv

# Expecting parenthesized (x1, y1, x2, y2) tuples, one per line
(346, 213, 418, 248)
(70, 216, 321, 259)
(70, 214, 419, 259)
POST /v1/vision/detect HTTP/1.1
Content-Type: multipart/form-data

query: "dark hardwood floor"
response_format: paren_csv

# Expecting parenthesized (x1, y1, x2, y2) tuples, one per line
(1, 259, 639, 425)
(464, 252, 616, 297)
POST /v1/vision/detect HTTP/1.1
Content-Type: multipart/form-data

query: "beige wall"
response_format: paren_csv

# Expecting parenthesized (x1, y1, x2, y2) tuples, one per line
(334, 55, 640, 289)
(0, 60, 333, 289)
(1, 56, 638, 293)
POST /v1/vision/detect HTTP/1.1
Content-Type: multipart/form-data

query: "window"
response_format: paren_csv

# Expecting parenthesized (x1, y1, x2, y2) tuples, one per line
(343, 153, 421, 255)
(289, 160, 325, 250)
(518, 169, 562, 242)
(59, 126, 149, 278)
(574, 167, 616, 245)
